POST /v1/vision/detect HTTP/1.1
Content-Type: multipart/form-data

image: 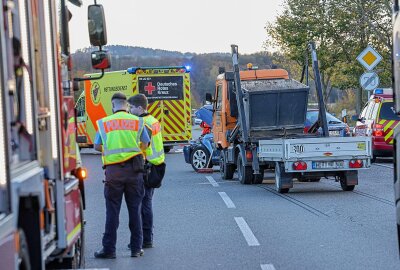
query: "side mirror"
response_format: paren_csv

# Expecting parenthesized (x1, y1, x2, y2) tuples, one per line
(91, 50, 111, 70)
(205, 93, 213, 103)
(88, 4, 107, 46)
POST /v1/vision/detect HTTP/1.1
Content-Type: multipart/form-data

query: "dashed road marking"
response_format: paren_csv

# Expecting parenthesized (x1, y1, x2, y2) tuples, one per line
(261, 264, 276, 270)
(206, 176, 219, 187)
(218, 192, 236, 208)
(234, 217, 260, 246)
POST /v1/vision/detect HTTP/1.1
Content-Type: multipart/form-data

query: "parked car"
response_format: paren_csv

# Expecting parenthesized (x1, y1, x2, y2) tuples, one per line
(183, 134, 220, 172)
(354, 88, 398, 162)
(305, 110, 351, 137)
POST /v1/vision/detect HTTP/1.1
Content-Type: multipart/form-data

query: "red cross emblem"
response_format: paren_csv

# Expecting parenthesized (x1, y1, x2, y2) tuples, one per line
(144, 82, 156, 95)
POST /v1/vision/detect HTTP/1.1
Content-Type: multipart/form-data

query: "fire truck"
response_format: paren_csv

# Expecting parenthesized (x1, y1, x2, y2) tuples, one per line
(0, 0, 110, 269)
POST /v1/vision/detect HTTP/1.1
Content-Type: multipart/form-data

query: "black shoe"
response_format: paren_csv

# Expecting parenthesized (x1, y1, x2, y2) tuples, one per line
(128, 243, 153, 249)
(94, 249, 116, 259)
(131, 249, 144, 257)
(143, 242, 153, 248)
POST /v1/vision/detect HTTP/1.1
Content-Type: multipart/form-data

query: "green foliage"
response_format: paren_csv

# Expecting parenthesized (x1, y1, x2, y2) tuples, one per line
(266, 0, 393, 97)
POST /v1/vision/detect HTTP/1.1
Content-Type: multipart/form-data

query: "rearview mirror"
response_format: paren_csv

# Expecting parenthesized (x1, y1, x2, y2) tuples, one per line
(91, 50, 111, 70)
(205, 93, 213, 103)
(88, 5, 107, 46)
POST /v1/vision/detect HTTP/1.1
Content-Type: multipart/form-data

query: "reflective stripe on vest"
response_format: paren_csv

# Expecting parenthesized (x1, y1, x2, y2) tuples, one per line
(144, 115, 165, 165)
(97, 112, 144, 165)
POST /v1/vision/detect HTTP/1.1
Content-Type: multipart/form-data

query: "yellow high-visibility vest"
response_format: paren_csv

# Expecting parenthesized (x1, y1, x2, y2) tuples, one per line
(97, 112, 144, 165)
(143, 115, 165, 165)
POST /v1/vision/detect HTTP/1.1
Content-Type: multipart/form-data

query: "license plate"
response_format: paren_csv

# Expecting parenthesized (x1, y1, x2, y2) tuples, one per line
(329, 130, 341, 136)
(312, 161, 344, 169)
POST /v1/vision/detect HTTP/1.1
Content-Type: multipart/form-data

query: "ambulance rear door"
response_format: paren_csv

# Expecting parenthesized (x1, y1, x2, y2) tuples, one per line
(137, 69, 191, 144)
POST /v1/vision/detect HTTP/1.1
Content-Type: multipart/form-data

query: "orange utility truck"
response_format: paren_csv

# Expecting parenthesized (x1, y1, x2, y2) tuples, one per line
(207, 45, 371, 193)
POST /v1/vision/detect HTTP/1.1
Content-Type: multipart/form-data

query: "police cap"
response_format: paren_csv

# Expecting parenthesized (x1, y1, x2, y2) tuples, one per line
(111, 92, 127, 101)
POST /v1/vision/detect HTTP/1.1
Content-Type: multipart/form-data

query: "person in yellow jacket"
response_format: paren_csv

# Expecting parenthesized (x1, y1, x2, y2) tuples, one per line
(128, 94, 165, 249)
(94, 92, 150, 259)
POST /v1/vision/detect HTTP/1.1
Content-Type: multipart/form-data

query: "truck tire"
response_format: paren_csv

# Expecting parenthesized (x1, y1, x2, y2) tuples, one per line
(339, 171, 357, 191)
(220, 151, 235, 180)
(164, 146, 172, 153)
(237, 154, 252, 185)
(191, 146, 211, 172)
(275, 162, 292, 193)
(252, 169, 264, 184)
(18, 229, 31, 270)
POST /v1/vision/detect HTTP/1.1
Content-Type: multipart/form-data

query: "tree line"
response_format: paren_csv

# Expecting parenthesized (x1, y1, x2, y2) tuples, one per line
(266, 0, 392, 114)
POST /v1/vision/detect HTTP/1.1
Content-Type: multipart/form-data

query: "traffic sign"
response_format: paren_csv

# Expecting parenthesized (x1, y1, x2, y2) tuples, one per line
(356, 45, 382, 71)
(359, 71, 380, 91)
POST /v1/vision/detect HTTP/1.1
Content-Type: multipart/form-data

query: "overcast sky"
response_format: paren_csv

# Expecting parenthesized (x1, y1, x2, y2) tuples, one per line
(69, 0, 285, 54)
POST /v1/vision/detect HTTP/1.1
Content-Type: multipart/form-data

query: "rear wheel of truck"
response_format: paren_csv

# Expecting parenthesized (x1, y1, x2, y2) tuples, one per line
(191, 146, 211, 172)
(275, 162, 291, 193)
(237, 154, 252, 185)
(220, 151, 235, 180)
(339, 171, 356, 191)
(252, 169, 264, 184)
(164, 146, 173, 153)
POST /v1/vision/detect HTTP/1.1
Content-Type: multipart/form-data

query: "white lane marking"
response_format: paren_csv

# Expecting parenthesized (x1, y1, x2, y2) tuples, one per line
(206, 176, 219, 187)
(218, 192, 236, 208)
(261, 264, 276, 270)
(234, 217, 260, 246)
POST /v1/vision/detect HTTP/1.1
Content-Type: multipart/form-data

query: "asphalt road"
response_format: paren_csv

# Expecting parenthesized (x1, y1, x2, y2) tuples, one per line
(81, 132, 399, 270)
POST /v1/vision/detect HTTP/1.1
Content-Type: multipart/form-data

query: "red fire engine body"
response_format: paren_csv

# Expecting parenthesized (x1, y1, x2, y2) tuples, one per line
(0, 0, 109, 269)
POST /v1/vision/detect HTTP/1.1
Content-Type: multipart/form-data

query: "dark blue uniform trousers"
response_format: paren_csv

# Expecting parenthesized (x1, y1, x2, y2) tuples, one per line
(141, 186, 154, 244)
(102, 155, 145, 253)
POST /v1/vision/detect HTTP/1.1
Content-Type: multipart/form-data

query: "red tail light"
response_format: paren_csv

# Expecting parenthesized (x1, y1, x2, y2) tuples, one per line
(349, 159, 363, 168)
(293, 161, 307, 170)
(372, 123, 383, 137)
(246, 151, 253, 161)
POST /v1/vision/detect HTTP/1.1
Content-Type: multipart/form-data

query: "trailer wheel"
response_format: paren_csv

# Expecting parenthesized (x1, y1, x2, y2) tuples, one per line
(191, 146, 211, 172)
(339, 171, 356, 191)
(252, 169, 264, 184)
(275, 162, 292, 193)
(220, 151, 235, 180)
(18, 229, 31, 270)
(237, 155, 252, 185)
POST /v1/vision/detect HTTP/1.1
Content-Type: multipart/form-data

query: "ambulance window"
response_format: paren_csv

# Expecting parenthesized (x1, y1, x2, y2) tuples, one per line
(379, 102, 400, 120)
(216, 85, 223, 111)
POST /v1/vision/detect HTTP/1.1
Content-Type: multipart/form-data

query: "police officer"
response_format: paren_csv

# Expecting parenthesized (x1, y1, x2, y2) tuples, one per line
(94, 92, 150, 259)
(128, 94, 165, 249)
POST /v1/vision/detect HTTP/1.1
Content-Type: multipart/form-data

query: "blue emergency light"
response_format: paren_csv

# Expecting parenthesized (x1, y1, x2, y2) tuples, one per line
(185, 65, 191, 72)
(374, 88, 383, 94)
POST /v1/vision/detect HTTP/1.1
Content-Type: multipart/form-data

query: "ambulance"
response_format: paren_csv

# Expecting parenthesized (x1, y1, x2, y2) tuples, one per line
(354, 88, 398, 162)
(76, 66, 192, 151)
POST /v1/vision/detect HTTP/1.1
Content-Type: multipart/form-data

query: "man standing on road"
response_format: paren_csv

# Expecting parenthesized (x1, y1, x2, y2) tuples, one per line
(128, 94, 165, 249)
(94, 92, 150, 259)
